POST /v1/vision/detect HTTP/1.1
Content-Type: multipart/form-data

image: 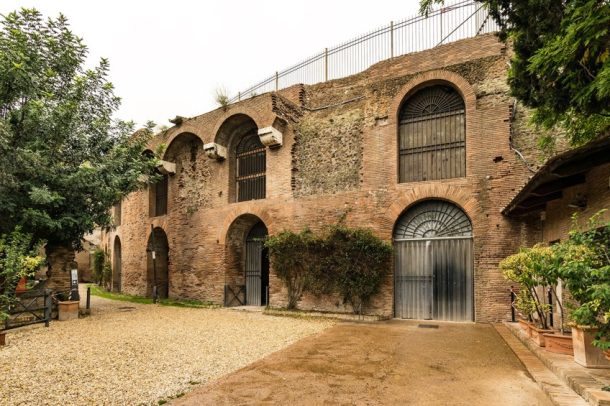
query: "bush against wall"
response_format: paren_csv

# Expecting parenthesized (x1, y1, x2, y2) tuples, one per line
(265, 225, 392, 313)
(264, 229, 321, 310)
(92, 248, 111, 290)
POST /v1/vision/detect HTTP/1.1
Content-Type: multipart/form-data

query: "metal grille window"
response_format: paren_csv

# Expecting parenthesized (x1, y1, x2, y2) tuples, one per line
(154, 174, 168, 216)
(399, 85, 466, 182)
(236, 132, 266, 202)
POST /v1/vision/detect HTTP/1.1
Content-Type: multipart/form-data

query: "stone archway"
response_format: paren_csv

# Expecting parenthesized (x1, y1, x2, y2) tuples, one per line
(147, 227, 169, 299)
(224, 214, 268, 306)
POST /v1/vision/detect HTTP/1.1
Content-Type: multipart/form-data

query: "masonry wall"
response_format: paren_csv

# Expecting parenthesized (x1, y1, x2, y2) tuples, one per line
(543, 164, 610, 243)
(101, 34, 540, 322)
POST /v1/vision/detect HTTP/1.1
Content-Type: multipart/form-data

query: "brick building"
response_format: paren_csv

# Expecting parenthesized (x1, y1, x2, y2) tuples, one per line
(101, 34, 543, 322)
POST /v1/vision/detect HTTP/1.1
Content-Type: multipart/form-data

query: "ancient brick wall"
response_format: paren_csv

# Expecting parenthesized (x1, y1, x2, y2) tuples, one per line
(544, 163, 610, 243)
(101, 34, 542, 322)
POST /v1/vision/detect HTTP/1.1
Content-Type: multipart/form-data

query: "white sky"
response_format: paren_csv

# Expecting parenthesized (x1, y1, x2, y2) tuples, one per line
(2, 1, 422, 127)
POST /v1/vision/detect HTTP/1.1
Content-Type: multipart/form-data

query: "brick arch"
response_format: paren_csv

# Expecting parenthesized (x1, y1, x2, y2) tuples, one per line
(211, 106, 272, 147)
(163, 131, 204, 161)
(217, 205, 275, 245)
(389, 69, 476, 124)
(164, 129, 205, 156)
(384, 185, 480, 238)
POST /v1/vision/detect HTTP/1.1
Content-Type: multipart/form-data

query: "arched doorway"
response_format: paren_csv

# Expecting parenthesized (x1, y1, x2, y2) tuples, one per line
(147, 227, 169, 299)
(245, 221, 269, 306)
(224, 214, 269, 307)
(393, 200, 473, 321)
(113, 236, 122, 292)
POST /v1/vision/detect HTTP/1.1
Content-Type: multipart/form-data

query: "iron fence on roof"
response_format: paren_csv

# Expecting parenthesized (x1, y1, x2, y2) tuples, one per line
(229, 0, 499, 103)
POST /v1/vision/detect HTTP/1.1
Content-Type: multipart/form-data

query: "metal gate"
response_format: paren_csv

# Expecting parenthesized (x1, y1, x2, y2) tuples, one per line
(245, 222, 268, 306)
(394, 201, 473, 321)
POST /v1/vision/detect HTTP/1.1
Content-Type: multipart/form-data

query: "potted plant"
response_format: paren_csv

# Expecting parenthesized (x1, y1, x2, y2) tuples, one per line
(553, 213, 610, 367)
(55, 291, 79, 321)
(501, 245, 554, 346)
(0, 228, 45, 346)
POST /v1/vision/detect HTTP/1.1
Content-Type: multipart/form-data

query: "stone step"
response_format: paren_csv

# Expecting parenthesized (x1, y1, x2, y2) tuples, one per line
(494, 323, 589, 406)
(501, 322, 610, 406)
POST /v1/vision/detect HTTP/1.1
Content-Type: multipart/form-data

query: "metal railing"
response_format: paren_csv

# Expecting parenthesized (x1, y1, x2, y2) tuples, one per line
(230, 0, 498, 103)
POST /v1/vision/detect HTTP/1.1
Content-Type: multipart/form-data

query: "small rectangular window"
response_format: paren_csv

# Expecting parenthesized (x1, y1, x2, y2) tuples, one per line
(151, 174, 168, 217)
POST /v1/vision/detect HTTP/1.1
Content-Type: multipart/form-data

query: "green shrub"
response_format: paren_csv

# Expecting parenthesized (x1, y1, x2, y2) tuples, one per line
(555, 211, 610, 349)
(265, 225, 392, 314)
(92, 248, 111, 289)
(0, 228, 45, 321)
(265, 229, 321, 309)
(323, 225, 392, 314)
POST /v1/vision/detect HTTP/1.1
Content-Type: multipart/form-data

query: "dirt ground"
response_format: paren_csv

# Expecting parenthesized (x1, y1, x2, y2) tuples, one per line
(175, 320, 552, 406)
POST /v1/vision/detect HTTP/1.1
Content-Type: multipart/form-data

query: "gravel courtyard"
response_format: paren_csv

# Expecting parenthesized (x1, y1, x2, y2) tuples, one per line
(0, 294, 334, 405)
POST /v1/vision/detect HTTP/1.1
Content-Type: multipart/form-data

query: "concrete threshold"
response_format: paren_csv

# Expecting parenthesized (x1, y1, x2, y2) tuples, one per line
(497, 322, 610, 406)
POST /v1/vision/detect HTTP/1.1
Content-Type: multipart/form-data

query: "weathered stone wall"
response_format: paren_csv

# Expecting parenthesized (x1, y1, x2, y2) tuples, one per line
(102, 34, 542, 322)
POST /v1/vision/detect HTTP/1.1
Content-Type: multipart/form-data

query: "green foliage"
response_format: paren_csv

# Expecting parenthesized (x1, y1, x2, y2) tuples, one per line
(265, 225, 392, 313)
(502, 210, 610, 349)
(554, 211, 610, 349)
(264, 229, 321, 309)
(0, 227, 45, 321)
(214, 87, 229, 110)
(88, 284, 219, 308)
(420, 0, 610, 146)
(91, 248, 111, 289)
(322, 225, 393, 313)
(0, 9, 158, 249)
(500, 244, 554, 328)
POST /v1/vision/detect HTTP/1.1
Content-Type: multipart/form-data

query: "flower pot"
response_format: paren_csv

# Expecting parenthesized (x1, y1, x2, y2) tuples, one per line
(604, 349, 610, 362)
(58, 300, 79, 321)
(0, 331, 5, 346)
(530, 326, 554, 347)
(542, 332, 574, 355)
(572, 326, 610, 368)
(15, 277, 27, 293)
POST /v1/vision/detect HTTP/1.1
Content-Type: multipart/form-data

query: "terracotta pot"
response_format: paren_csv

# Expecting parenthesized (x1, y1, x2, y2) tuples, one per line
(603, 349, 610, 362)
(530, 326, 554, 347)
(58, 300, 79, 321)
(518, 319, 533, 337)
(0, 331, 5, 346)
(542, 333, 574, 355)
(15, 277, 27, 293)
(572, 326, 610, 368)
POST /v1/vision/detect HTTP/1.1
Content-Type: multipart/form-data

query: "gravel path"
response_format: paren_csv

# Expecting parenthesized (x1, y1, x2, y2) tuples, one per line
(0, 294, 334, 405)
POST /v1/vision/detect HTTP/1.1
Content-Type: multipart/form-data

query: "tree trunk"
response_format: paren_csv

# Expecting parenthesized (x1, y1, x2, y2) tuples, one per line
(45, 242, 76, 293)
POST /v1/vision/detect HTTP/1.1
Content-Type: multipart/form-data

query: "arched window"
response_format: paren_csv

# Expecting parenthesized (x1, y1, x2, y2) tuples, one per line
(236, 131, 266, 202)
(398, 85, 465, 183)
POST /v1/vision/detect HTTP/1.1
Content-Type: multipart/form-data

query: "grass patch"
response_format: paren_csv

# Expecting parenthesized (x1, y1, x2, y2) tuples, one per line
(88, 284, 219, 309)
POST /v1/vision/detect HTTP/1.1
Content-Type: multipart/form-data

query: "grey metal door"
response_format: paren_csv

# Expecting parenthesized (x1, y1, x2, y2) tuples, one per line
(394, 201, 474, 321)
(245, 222, 268, 306)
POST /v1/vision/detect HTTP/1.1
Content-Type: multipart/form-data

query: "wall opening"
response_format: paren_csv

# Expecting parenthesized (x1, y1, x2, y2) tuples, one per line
(393, 200, 473, 321)
(398, 84, 466, 182)
(147, 227, 169, 299)
(113, 236, 122, 292)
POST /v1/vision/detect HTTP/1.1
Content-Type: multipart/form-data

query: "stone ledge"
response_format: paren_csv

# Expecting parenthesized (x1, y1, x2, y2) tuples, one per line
(502, 322, 610, 406)
(262, 307, 389, 323)
(494, 323, 588, 406)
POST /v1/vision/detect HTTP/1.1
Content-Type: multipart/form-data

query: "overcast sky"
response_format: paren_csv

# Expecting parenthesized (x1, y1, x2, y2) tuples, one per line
(2, 1, 422, 127)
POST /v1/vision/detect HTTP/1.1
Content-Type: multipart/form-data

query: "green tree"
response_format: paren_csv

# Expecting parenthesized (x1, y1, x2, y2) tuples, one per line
(420, 0, 610, 146)
(0, 8, 158, 284)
